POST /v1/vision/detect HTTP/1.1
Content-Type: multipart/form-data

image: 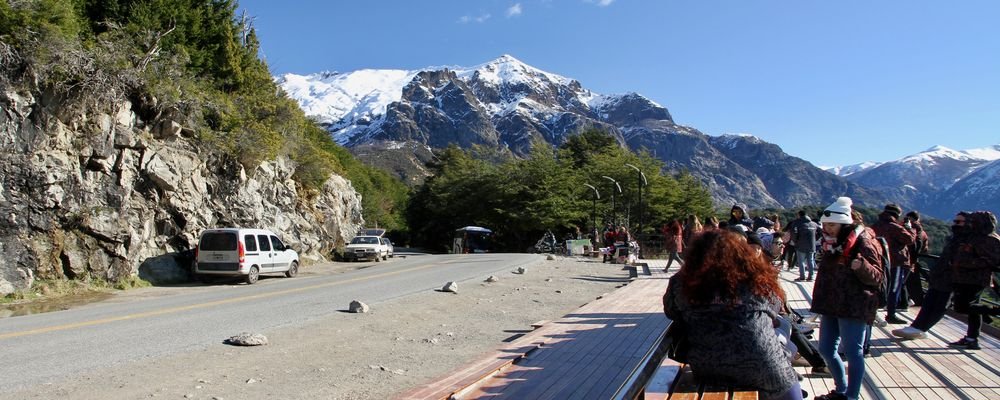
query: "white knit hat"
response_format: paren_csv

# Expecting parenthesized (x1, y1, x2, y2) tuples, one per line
(820, 196, 854, 225)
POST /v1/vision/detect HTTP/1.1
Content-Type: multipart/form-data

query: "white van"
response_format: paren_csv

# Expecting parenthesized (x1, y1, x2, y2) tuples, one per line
(195, 228, 299, 284)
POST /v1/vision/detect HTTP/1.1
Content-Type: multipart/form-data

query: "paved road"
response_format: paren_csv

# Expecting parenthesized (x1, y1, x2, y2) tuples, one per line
(0, 253, 541, 391)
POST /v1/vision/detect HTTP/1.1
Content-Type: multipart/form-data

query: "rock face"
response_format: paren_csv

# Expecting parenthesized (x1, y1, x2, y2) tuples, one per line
(279, 55, 889, 208)
(0, 89, 364, 295)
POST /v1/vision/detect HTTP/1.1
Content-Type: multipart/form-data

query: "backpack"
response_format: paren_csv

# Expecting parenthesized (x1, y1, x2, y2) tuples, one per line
(872, 236, 892, 309)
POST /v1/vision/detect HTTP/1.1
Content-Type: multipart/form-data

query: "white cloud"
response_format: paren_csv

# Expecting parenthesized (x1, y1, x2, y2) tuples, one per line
(585, 0, 615, 6)
(507, 3, 523, 17)
(458, 13, 492, 24)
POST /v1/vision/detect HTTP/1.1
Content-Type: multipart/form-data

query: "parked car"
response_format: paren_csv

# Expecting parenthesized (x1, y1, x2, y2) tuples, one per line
(382, 238, 395, 258)
(194, 228, 299, 284)
(344, 235, 388, 262)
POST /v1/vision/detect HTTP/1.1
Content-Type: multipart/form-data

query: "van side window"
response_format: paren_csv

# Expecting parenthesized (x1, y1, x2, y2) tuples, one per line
(270, 236, 285, 251)
(244, 235, 258, 252)
(257, 234, 271, 251)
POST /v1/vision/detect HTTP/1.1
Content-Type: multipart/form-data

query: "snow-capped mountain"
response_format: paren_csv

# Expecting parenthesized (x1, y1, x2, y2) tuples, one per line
(931, 158, 1000, 218)
(278, 55, 885, 209)
(825, 161, 882, 177)
(839, 145, 1000, 217)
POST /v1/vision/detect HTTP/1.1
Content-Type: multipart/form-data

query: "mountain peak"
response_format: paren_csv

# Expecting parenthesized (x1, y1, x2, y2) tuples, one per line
(462, 54, 572, 86)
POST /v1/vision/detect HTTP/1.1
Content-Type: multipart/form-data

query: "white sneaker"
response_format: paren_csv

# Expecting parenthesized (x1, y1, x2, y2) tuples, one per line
(873, 315, 888, 328)
(891, 326, 927, 339)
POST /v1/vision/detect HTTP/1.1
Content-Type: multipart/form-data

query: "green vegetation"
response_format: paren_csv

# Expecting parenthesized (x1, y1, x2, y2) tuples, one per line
(406, 130, 715, 252)
(0, 0, 408, 231)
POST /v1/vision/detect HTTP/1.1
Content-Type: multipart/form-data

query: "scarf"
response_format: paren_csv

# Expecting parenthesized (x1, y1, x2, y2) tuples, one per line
(821, 224, 865, 264)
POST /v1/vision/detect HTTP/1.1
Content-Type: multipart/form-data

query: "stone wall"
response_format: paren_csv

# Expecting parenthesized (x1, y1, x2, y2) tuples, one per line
(0, 89, 364, 294)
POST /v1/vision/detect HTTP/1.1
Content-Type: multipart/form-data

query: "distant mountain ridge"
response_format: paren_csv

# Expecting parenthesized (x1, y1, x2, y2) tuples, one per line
(828, 145, 1000, 218)
(278, 55, 886, 210)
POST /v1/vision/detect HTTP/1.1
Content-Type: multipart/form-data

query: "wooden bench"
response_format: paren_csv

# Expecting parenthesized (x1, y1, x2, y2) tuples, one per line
(642, 359, 759, 400)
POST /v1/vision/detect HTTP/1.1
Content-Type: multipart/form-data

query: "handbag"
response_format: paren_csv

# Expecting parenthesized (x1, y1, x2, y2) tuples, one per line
(665, 319, 690, 363)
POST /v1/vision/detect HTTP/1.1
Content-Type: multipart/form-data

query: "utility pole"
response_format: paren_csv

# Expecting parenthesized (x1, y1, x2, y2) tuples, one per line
(625, 164, 648, 257)
(600, 176, 621, 226)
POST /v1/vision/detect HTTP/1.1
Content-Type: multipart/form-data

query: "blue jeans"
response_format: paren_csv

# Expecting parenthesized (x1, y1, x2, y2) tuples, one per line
(887, 266, 910, 317)
(796, 250, 815, 279)
(818, 315, 868, 400)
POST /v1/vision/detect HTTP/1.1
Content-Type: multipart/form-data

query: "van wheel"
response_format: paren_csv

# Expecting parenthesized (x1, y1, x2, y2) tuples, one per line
(383, 254, 388, 261)
(374, 256, 380, 262)
(246, 266, 259, 284)
(285, 261, 298, 278)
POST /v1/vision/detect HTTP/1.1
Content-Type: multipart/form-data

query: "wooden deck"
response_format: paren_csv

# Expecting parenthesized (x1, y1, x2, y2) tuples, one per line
(780, 266, 1000, 400)
(399, 258, 1000, 400)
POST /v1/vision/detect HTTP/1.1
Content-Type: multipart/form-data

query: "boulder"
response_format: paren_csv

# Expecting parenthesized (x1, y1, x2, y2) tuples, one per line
(137, 254, 190, 285)
(349, 300, 370, 313)
(514, 267, 526, 274)
(441, 281, 459, 293)
(224, 332, 268, 346)
(485, 275, 499, 283)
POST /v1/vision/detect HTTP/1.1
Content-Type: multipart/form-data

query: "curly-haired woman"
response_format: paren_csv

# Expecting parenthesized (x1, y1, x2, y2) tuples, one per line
(663, 230, 802, 400)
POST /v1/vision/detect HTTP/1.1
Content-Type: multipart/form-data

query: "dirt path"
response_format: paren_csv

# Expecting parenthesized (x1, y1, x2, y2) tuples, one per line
(10, 256, 632, 400)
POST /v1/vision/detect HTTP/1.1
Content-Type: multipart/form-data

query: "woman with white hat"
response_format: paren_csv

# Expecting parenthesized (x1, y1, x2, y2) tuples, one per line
(809, 197, 885, 400)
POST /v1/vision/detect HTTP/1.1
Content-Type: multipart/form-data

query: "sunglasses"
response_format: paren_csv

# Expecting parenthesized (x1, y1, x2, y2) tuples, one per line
(823, 210, 849, 217)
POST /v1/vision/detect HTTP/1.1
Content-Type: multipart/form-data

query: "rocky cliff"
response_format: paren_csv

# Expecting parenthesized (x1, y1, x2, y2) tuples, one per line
(0, 89, 364, 295)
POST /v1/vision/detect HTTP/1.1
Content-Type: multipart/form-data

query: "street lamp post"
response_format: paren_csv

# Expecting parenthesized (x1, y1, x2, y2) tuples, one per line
(625, 164, 648, 255)
(600, 176, 622, 226)
(583, 184, 600, 238)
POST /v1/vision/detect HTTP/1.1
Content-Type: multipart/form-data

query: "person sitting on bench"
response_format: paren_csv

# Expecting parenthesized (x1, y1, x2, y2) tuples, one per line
(663, 229, 803, 400)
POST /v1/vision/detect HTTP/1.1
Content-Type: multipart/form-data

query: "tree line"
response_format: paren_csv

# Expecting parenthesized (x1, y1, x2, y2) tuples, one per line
(405, 130, 715, 252)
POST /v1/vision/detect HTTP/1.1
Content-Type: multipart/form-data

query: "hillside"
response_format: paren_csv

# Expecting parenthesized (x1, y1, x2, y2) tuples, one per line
(0, 0, 405, 295)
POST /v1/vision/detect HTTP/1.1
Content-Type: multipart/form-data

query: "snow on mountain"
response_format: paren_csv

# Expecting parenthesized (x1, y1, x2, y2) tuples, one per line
(825, 161, 881, 177)
(277, 69, 417, 126)
(930, 158, 1000, 218)
(278, 54, 653, 145)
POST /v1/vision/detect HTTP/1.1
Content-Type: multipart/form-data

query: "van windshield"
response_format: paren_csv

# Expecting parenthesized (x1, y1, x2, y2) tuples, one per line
(200, 232, 238, 251)
(350, 237, 379, 245)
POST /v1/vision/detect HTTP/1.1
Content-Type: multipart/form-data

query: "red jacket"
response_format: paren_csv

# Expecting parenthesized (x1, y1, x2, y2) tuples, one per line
(871, 212, 916, 270)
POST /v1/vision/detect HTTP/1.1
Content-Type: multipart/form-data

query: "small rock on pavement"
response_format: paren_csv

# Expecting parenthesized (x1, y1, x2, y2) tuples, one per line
(224, 332, 268, 346)
(545, 278, 552, 282)
(349, 300, 370, 313)
(485, 275, 499, 283)
(546, 254, 556, 260)
(246, 378, 257, 384)
(442, 281, 459, 293)
(514, 267, 526, 274)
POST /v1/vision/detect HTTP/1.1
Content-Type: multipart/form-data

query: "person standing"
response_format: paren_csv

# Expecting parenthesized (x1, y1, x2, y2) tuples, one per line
(811, 197, 885, 400)
(892, 211, 1000, 350)
(870, 204, 916, 324)
(683, 214, 703, 250)
(663, 220, 684, 269)
(791, 211, 820, 282)
(901, 211, 930, 307)
(729, 203, 754, 231)
(663, 230, 803, 400)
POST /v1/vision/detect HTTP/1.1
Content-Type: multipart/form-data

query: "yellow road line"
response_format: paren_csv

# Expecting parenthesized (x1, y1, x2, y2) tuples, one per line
(0, 261, 443, 340)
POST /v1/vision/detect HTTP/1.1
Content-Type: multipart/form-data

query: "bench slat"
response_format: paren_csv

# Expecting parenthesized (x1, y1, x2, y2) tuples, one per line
(701, 385, 728, 400)
(668, 367, 701, 400)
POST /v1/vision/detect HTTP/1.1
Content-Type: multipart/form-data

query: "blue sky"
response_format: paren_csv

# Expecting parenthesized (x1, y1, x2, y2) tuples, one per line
(237, 0, 999, 167)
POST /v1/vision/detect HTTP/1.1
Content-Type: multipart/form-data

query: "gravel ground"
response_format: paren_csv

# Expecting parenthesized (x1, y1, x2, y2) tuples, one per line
(11, 255, 632, 400)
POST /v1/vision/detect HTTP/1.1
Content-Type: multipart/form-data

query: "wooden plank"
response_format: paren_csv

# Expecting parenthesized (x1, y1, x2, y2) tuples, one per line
(730, 391, 758, 400)
(643, 357, 683, 400)
(699, 385, 727, 400)
(667, 366, 700, 400)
